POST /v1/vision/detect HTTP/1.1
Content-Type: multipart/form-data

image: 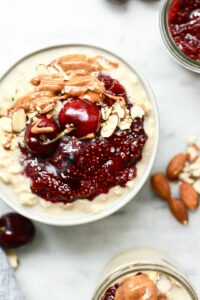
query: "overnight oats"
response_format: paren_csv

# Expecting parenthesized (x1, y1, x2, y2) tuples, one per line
(0, 45, 157, 223)
(160, 0, 200, 72)
(93, 248, 198, 300)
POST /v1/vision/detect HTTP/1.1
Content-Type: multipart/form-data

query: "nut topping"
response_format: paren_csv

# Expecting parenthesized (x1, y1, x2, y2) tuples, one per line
(31, 118, 54, 134)
(167, 153, 187, 180)
(131, 105, 144, 120)
(180, 182, 199, 210)
(12, 108, 26, 133)
(0, 117, 12, 133)
(115, 274, 157, 300)
(151, 173, 171, 201)
(101, 114, 118, 138)
(168, 198, 188, 225)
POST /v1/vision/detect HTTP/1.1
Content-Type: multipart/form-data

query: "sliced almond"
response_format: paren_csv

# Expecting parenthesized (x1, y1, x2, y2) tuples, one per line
(0, 117, 12, 132)
(113, 102, 125, 119)
(180, 182, 199, 211)
(151, 173, 171, 201)
(167, 153, 187, 180)
(12, 108, 26, 133)
(101, 114, 118, 138)
(130, 105, 144, 120)
(168, 198, 188, 225)
(5, 249, 19, 270)
(118, 118, 132, 130)
(101, 106, 112, 121)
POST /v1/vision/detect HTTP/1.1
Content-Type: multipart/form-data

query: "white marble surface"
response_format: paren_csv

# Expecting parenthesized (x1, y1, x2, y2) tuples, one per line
(0, 0, 200, 299)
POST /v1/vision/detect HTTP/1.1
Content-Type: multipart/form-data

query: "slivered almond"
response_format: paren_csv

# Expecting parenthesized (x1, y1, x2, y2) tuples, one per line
(151, 173, 171, 201)
(180, 182, 199, 211)
(12, 108, 26, 133)
(2, 134, 13, 150)
(168, 198, 188, 225)
(167, 153, 187, 180)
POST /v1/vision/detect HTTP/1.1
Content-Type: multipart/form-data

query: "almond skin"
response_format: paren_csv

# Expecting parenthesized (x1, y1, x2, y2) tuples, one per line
(180, 182, 199, 211)
(167, 153, 187, 180)
(151, 173, 171, 201)
(168, 198, 188, 225)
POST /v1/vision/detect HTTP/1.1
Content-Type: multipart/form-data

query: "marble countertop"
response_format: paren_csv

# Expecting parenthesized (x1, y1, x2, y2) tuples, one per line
(0, 0, 199, 299)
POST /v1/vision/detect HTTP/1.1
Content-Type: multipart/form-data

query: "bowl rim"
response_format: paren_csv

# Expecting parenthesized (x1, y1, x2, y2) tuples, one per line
(0, 43, 159, 226)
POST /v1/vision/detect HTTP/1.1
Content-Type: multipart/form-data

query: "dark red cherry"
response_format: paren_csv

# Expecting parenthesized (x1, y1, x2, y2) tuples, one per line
(25, 116, 60, 156)
(58, 98, 101, 138)
(98, 73, 127, 98)
(0, 213, 35, 249)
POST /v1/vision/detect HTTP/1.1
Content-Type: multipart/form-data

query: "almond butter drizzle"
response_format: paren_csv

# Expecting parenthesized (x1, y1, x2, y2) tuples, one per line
(115, 274, 158, 300)
(31, 118, 54, 134)
(9, 54, 119, 115)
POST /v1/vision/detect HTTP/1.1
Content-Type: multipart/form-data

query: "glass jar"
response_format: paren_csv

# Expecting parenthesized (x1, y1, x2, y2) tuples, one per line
(160, 0, 200, 73)
(92, 248, 198, 300)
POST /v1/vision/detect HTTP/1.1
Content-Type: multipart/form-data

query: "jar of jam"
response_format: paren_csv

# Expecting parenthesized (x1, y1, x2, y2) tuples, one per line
(160, 0, 200, 73)
(92, 248, 198, 300)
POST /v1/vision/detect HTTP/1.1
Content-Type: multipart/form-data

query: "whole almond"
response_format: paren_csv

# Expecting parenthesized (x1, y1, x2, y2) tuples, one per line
(180, 182, 199, 211)
(151, 173, 171, 201)
(167, 153, 187, 180)
(168, 198, 188, 225)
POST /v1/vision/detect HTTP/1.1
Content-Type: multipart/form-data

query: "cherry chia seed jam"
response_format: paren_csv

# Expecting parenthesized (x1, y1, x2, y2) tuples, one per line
(21, 117, 147, 204)
(168, 0, 200, 61)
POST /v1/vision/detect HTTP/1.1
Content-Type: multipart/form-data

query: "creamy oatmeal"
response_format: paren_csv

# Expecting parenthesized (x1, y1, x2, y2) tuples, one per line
(0, 46, 156, 215)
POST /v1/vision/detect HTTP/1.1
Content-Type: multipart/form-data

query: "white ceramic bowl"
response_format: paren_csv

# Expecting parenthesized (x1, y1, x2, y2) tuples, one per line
(0, 44, 159, 226)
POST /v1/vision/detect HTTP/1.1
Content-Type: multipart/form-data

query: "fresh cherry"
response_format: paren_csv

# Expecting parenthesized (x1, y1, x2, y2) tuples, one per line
(98, 73, 127, 98)
(0, 213, 35, 249)
(25, 116, 60, 156)
(58, 98, 101, 138)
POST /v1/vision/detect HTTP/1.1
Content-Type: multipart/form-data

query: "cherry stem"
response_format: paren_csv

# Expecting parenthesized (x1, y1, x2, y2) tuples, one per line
(46, 127, 76, 144)
(0, 226, 6, 232)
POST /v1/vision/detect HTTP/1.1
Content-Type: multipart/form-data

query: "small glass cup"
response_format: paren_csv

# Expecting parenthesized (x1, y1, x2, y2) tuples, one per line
(160, 0, 200, 73)
(92, 248, 198, 300)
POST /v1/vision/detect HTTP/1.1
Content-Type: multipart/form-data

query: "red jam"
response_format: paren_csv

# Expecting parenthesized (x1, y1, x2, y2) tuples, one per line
(21, 117, 147, 204)
(101, 284, 120, 300)
(21, 74, 147, 204)
(168, 0, 200, 61)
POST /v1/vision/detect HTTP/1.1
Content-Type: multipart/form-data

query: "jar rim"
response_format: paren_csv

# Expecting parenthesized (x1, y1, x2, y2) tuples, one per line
(159, 0, 200, 73)
(92, 263, 198, 300)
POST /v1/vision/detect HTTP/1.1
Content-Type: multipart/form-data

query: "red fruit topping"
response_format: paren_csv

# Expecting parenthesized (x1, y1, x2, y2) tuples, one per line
(25, 116, 60, 156)
(58, 98, 101, 138)
(21, 117, 147, 204)
(98, 73, 127, 99)
(101, 283, 120, 300)
(168, 0, 200, 61)
(0, 213, 35, 249)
